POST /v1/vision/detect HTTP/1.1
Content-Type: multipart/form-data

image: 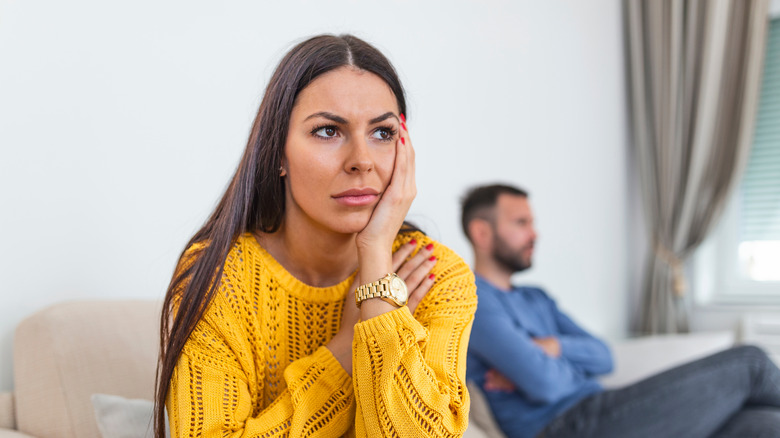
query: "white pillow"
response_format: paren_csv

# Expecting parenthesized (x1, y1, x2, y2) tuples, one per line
(91, 394, 169, 438)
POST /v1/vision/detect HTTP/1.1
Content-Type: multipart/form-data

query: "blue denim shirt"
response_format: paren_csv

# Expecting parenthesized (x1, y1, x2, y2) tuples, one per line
(466, 275, 613, 438)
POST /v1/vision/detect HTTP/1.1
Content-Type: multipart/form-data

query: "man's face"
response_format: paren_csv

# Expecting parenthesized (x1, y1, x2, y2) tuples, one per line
(491, 194, 537, 273)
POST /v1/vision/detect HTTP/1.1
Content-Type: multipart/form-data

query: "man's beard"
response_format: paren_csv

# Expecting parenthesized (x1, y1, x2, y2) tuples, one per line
(492, 236, 533, 274)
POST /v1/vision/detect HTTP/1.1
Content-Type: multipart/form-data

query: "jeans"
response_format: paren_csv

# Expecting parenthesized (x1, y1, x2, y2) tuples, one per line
(540, 345, 780, 438)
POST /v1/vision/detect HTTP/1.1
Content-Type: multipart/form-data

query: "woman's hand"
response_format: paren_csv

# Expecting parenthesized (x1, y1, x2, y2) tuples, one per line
(355, 116, 416, 282)
(391, 238, 437, 315)
(356, 117, 418, 320)
(326, 238, 437, 374)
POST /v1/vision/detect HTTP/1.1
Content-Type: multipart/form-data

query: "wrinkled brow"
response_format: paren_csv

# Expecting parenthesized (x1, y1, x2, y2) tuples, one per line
(303, 111, 398, 125)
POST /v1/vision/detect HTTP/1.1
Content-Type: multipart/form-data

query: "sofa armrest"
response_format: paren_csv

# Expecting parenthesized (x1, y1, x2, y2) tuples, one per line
(0, 393, 14, 430)
(465, 381, 507, 438)
(0, 430, 36, 438)
(599, 330, 735, 389)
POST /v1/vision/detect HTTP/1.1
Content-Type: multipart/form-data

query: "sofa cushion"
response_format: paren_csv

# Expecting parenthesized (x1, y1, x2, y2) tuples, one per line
(599, 330, 734, 388)
(13, 300, 162, 438)
(92, 394, 155, 438)
(91, 394, 170, 438)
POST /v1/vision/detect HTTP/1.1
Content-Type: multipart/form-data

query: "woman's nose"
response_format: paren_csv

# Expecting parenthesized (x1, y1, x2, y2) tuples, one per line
(345, 138, 373, 173)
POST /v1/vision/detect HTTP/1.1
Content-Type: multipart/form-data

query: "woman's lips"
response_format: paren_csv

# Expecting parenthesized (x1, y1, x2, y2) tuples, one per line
(332, 189, 380, 207)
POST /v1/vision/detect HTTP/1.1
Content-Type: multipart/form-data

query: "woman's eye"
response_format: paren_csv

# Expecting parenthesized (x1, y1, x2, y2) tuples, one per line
(314, 126, 338, 138)
(371, 128, 395, 141)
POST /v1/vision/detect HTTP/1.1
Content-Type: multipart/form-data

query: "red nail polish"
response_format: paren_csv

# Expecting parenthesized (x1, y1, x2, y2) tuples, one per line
(408, 239, 417, 245)
(400, 113, 406, 123)
(401, 122, 407, 131)
(429, 273, 435, 280)
(428, 256, 436, 261)
(425, 243, 434, 251)
(400, 137, 405, 145)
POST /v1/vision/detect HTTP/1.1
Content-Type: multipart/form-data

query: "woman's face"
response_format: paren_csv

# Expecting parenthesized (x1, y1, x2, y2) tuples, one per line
(283, 66, 401, 235)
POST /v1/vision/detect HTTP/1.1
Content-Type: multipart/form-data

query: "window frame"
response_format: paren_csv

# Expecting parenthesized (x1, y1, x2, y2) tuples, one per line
(693, 193, 780, 306)
(693, 4, 780, 306)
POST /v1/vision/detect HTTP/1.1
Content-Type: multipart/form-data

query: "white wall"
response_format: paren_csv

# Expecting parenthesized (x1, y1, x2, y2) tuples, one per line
(0, 0, 631, 391)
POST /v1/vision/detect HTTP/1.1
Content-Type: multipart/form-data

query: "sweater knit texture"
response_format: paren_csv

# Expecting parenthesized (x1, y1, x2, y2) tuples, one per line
(167, 231, 477, 437)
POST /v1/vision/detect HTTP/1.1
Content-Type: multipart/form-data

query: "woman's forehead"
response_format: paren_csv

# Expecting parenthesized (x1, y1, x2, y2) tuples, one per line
(292, 67, 399, 121)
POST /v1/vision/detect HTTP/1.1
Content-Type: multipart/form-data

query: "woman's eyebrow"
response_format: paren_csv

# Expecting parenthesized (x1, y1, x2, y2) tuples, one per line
(303, 111, 398, 125)
(369, 112, 397, 124)
(304, 111, 348, 124)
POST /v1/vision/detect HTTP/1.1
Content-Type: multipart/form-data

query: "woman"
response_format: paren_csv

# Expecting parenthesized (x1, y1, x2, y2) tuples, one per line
(154, 34, 477, 437)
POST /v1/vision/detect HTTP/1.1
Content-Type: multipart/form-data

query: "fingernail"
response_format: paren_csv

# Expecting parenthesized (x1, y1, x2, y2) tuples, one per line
(400, 137, 405, 145)
(401, 122, 407, 131)
(408, 239, 417, 245)
(428, 256, 436, 261)
(400, 113, 406, 123)
(425, 243, 434, 251)
(429, 273, 435, 280)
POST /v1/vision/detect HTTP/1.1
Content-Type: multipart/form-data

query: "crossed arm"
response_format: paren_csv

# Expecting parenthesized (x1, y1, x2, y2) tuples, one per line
(470, 289, 612, 403)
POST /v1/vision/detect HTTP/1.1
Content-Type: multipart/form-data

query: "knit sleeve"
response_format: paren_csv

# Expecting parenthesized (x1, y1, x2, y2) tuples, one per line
(166, 244, 356, 437)
(351, 242, 478, 437)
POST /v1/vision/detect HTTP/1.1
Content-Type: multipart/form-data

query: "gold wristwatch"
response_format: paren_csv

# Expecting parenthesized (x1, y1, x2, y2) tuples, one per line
(355, 273, 408, 307)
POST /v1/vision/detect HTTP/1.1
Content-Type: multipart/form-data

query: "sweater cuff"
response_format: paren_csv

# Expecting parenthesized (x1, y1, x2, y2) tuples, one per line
(354, 306, 427, 342)
(310, 345, 353, 390)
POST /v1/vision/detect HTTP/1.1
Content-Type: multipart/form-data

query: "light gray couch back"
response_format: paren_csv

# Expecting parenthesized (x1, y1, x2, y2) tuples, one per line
(14, 300, 161, 438)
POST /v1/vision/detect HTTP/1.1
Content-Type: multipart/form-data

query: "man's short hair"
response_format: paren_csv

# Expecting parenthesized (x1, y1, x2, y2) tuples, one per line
(460, 184, 529, 242)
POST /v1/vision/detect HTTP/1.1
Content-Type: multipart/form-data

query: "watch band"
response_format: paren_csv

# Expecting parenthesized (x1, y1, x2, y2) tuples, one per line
(355, 273, 407, 307)
(355, 276, 393, 303)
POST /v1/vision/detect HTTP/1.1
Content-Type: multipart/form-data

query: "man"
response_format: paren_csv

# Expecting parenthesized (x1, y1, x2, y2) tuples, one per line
(462, 184, 780, 438)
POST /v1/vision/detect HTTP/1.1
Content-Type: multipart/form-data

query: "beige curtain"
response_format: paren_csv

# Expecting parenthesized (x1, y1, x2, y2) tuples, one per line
(626, 0, 770, 334)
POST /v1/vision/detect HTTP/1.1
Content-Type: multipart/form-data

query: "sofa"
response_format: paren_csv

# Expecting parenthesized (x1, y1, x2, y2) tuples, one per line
(465, 330, 736, 438)
(0, 300, 735, 438)
(0, 301, 161, 438)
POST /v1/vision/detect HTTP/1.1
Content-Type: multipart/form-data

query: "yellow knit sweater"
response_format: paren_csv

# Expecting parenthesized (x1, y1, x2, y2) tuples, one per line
(167, 232, 477, 437)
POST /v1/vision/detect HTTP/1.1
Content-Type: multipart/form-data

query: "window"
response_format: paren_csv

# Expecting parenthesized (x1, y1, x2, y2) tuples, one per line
(694, 15, 780, 304)
(738, 17, 780, 283)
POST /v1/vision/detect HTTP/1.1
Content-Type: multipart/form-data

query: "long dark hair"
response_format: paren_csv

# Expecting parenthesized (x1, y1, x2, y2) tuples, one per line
(153, 34, 408, 437)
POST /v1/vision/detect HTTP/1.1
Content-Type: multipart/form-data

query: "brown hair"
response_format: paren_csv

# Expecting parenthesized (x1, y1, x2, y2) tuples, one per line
(460, 183, 528, 242)
(154, 34, 408, 437)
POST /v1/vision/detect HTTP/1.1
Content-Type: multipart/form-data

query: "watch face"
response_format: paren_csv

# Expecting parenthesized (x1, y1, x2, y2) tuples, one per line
(391, 276, 408, 302)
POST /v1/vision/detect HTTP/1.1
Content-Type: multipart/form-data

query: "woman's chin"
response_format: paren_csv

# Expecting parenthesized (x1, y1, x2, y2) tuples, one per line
(334, 222, 371, 236)
(326, 214, 371, 236)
